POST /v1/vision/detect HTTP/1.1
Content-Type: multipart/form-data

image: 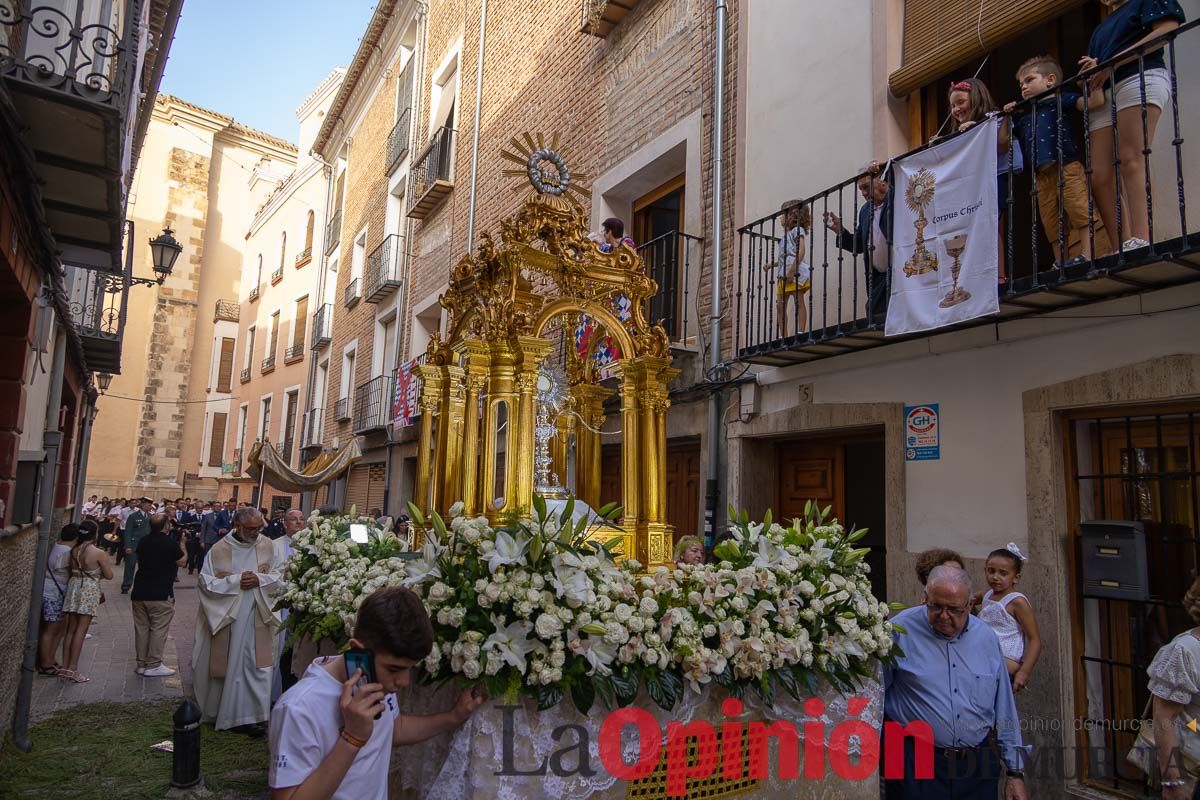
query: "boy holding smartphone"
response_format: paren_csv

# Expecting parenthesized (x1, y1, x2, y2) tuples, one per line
(268, 587, 486, 799)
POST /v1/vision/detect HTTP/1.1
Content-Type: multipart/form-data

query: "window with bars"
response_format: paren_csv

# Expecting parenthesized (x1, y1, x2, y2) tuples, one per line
(1066, 406, 1200, 795)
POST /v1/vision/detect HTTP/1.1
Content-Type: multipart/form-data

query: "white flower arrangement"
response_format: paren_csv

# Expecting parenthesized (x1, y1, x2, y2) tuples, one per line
(278, 498, 900, 714)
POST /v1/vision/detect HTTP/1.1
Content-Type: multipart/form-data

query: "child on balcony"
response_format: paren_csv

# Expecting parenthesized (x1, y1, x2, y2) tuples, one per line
(764, 199, 811, 339)
(947, 78, 1023, 283)
(1003, 56, 1105, 266)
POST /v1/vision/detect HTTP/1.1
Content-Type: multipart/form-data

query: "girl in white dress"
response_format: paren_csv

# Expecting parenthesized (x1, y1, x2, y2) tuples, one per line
(976, 543, 1042, 693)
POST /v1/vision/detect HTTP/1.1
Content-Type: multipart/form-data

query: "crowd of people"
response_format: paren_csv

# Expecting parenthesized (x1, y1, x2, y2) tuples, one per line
(764, 0, 1185, 337)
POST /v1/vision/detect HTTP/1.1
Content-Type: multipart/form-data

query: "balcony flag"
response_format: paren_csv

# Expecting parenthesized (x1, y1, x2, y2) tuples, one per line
(886, 120, 1000, 336)
(392, 356, 422, 427)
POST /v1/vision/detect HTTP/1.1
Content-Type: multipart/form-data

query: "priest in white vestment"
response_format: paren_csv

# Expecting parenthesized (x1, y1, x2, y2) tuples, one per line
(192, 507, 283, 732)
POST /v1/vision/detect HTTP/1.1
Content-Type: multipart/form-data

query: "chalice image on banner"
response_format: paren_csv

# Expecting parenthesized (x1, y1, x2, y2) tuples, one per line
(938, 233, 972, 308)
(903, 168, 939, 276)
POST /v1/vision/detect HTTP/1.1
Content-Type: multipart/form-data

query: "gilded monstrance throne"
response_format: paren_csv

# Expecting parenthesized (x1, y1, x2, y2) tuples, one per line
(412, 134, 678, 571)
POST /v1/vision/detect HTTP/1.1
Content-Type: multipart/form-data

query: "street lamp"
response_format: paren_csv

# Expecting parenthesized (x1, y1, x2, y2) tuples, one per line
(148, 227, 183, 285)
(96, 373, 113, 394)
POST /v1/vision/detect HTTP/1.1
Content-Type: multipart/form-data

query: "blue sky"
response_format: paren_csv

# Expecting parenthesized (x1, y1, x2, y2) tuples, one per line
(160, 0, 378, 142)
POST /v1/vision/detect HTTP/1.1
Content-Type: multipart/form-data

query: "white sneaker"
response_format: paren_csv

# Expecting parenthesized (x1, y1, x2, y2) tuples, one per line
(1122, 237, 1150, 250)
(142, 665, 176, 677)
(84, 633, 93, 639)
(136, 667, 146, 675)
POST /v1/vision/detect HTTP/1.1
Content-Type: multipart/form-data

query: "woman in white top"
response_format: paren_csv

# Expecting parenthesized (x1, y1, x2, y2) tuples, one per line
(764, 199, 812, 339)
(37, 524, 79, 675)
(1144, 578, 1200, 799)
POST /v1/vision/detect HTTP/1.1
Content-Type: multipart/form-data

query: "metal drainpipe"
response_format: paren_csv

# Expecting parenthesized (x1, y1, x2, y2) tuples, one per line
(12, 314, 67, 751)
(70, 396, 98, 522)
(464, 0, 488, 250)
(703, 0, 728, 548)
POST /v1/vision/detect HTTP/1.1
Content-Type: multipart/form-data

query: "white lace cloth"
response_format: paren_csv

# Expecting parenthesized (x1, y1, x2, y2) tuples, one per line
(391, 672, 883, 800)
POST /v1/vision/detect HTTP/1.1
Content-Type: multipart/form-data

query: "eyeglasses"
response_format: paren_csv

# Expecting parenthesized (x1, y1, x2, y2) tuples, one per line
(926, 603, 971, 617)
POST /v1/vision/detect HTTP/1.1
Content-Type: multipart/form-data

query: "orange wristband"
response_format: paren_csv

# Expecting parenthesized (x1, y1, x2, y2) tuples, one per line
(339, 727, 367, 749)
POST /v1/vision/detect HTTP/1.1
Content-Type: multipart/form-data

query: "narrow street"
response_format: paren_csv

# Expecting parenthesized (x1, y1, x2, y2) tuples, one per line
(32, 573, 198, 721)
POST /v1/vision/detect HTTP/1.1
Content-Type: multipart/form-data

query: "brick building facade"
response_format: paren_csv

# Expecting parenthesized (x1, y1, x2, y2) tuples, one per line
(308, 0, 736, 538)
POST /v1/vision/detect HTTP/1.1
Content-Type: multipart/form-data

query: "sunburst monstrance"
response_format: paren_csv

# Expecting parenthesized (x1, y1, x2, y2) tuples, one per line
(500, 132, 593, 209)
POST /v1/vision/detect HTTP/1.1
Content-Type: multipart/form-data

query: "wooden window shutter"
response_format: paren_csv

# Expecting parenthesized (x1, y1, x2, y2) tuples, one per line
(398, 57, 416, 115)
(216, 337, 235, 393)
(208, 412, 228, 467)
(294, 297, 309, 348)
(889, 0, 1086, 98)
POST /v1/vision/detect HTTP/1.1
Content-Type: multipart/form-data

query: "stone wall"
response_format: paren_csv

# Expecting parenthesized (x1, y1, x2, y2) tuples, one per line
(0, 524, 36, 741)
(134, 148, 210, 489)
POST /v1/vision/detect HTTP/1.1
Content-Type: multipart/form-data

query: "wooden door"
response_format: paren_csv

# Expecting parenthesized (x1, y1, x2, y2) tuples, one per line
(666, 441, 700, 541)
(776, 441, 845, 523)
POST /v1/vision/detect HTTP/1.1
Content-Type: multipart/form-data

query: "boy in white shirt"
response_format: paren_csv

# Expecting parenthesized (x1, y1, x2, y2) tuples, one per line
(268, 587, 485, 800)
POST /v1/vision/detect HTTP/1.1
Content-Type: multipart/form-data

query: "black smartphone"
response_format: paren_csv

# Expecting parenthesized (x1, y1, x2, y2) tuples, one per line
(344, 648, 382, 720)
(344, 648, 377, 685)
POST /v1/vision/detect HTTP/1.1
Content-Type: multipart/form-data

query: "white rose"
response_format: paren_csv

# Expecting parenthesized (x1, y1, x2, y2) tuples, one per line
(535, 613, 564, 639)
(639, 596, 659, 616)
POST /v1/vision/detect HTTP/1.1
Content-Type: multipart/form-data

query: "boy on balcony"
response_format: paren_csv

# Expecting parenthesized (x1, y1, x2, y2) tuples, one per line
(1004, 55, 1105, 266)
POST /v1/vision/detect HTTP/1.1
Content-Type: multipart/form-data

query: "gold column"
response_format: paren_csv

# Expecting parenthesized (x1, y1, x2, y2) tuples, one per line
(550, 402, 573, 493)
(618, 360, 643, 564)
(571, 383, 610, 509)
(413, 365, 443, 517)
(480, 344, 517, 525)
(459, 342, 491, 517)
(513, 336, 553, 515)
(438, 365, 466, 514)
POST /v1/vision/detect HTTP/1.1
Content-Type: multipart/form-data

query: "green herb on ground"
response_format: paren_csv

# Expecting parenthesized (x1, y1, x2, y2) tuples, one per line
(0, 700, 268, 799)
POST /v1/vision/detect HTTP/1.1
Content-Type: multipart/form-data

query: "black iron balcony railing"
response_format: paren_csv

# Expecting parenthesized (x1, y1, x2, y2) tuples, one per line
(214, 299, 240, 323)
(301, 407, 324, 449)
(637, 231, 702, 345)
(284, 344, 304, 363)
(64, 263, 125, 374)
(736, 19, 1200, 367)
(408, 125, 455, 219)
(0, 1, 140, 109)
(311, 303, 332, 349)
(248, 285, 260, 302)
(261, 354, 275, 374)
(271, 266, 283, 284)
(240, 367, 251, 384)
(325, 208, 342, 254)
(295, 246, 312, 267)
(335, 396, 351, 422)
(353, 374, 393, 433)
(344, 277, 360, 308)
(365, 234, 405, 303)
(387, 107, 412, 175)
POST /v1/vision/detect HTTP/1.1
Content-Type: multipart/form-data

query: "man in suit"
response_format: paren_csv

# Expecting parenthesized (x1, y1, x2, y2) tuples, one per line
(824, 164, 894, 322)
(121, 497, 154, 593)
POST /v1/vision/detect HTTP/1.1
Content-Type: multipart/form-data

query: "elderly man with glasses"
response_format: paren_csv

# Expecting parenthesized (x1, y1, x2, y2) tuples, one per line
(191, 506, 284, 737)
(884, 565, 1027, 800)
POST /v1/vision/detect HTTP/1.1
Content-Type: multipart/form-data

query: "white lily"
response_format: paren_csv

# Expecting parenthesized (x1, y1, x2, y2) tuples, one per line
(752, 536, 786, 568)
(483, 616, 535, 672)
(486, 529, 529, 573)
(400, 539, 442, 586)
(578, 636, 618, 676)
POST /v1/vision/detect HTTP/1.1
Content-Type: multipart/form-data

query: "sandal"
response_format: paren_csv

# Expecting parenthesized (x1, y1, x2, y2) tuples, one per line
(36, 665, 59, 677)
(57, 669, 76, 681)
(68, 672, 90, 684)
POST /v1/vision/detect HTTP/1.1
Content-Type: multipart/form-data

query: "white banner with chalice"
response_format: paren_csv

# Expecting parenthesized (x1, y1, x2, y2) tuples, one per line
(886, 121, 1000, 336)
